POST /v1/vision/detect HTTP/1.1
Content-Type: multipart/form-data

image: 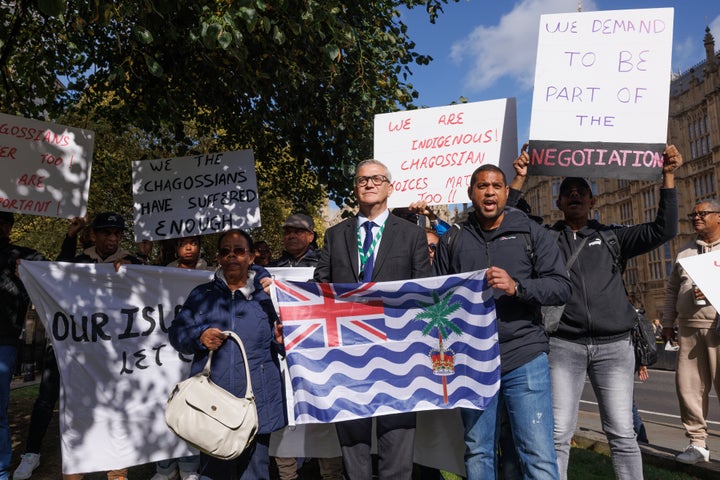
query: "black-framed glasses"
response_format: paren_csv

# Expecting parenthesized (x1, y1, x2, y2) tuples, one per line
(687, 211, 720, 220)
(218, 247, 250, 257)
(355, 175, 389, 186)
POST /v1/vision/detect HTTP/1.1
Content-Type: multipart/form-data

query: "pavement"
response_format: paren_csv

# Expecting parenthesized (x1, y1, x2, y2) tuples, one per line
(575, 406, 720, 478)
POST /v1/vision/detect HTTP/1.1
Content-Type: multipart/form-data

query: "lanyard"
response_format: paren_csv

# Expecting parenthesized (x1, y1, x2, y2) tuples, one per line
(357, 222, 385, 273)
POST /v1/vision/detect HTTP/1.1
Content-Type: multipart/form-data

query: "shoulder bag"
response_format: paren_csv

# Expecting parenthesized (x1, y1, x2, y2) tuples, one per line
(165, 330, 258, 460)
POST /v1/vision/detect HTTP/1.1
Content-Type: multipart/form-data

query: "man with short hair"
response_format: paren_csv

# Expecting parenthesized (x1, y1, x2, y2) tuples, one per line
(510, 144, 682, 480)
(663, 199, 720, 464)
(314, 159, 432, 479)
(0, 211, 43, 480)
(269, 214, 319, 268)
(434, 164, 571, 479)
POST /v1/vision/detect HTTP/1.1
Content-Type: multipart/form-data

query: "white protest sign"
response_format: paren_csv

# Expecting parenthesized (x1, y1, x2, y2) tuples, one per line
(132, 150, 260, 242)
(529, 8, 674, 180)
(678, 250, 720, 313)
(0, 113, 93, 218)
(374, 99, 518, 208)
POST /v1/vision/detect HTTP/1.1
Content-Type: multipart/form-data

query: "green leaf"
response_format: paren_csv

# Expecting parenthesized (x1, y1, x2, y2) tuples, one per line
(326, 44, 340, 61)
(136, 27, 154, 45)
(218, 31, 232, 49)
(144, 55, 163, 77)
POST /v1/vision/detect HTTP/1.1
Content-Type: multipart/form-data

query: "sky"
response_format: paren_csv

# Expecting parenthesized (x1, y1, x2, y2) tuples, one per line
(400, 0, 720, 145)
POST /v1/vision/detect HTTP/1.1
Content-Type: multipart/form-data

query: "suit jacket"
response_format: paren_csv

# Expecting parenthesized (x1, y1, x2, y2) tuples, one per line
(314, 212, 433, 283)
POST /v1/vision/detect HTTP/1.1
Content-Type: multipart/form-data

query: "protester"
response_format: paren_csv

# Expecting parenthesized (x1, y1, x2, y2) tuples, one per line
(662, 199, 720, 464)
(151, 236, 211, 480)
(254, 241, 273, 267)
(434, 164, 571, 479)
(314, 159, 432, 479)
(0, 212, 44, 480)
(169, 229, 285, 479)
(425, 228, 439, 266)
(510, 144, 682, 480)
(268, 214, 319, 268)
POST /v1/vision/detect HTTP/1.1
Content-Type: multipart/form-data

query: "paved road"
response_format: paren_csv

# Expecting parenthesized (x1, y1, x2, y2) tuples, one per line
(577, 366, 720, 477)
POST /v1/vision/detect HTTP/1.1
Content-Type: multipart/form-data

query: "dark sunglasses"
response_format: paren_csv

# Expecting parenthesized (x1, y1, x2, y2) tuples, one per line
(218, 247, 250, 257)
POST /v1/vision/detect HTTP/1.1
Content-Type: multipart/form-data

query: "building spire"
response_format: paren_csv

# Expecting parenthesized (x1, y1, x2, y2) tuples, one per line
(704, 25, 717, 72)
(577, 1, 582, 12)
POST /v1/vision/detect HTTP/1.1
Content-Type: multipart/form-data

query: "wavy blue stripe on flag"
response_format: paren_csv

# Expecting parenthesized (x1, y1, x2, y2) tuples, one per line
(271, 270, 500, 424)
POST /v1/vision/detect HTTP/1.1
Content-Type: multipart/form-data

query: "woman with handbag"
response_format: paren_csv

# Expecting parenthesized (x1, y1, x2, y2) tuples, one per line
(169, 229, 286, 479)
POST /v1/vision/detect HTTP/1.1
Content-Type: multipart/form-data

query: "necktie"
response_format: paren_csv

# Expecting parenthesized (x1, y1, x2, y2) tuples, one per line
(361, 221, 375, 282)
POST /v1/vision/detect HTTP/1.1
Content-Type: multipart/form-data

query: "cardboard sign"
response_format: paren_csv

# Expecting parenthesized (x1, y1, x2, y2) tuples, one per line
(678, 250, 720, 313)
(0, 113, 93, 218)
(529, 8, 674, 180)
(132, 150, 260, 242)
(374, 99, 518, 207)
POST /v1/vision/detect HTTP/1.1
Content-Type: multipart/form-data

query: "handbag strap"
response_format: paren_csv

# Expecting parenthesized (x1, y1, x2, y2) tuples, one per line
(565, 236, 589, 270)
(201, 330, 254, 400)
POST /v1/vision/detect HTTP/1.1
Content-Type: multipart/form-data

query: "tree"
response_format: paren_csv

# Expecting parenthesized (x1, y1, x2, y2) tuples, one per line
(1, 0, 459, 207)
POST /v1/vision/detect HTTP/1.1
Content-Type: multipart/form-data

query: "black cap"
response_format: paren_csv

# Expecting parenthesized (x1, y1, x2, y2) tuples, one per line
(92, 212, 126, 230)
(559, 177, 591, 197)
(0, 211, 13, 224)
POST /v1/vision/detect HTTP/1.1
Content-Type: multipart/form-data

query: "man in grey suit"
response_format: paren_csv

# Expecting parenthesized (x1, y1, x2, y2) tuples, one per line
(314, 158, 433, 479)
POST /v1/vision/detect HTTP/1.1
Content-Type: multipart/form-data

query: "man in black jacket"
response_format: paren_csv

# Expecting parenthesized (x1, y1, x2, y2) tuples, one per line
(434, 164, 571, 479)
(0, 212, 43, 480)
(268, 213, 319, 268)
(510, 145, 682, 480)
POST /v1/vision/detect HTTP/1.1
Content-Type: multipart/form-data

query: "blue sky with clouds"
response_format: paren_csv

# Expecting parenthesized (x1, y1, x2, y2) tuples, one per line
(401, 0, 720, 145)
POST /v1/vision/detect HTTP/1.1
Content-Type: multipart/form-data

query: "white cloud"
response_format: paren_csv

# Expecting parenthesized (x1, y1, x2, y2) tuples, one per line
(711, 15, 720, 47)
(450, 0, 598, 92)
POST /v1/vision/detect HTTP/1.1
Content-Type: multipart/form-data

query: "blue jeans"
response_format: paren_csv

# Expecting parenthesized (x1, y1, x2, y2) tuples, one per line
(199, 433, 270, 480)
(549, 336, 641, 480)
(461, 353, 558, 480)
(0, 345, 17, 480)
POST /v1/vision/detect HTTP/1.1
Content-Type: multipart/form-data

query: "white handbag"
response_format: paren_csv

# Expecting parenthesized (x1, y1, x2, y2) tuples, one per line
(165, 330, 259, 460)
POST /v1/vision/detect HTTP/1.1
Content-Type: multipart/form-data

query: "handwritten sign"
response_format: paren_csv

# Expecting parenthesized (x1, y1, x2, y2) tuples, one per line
(678, 250, 720, 313)
(374, 99, 518, 208)
(0, 113, 93, 218)
(132, 150, 261, 242)
(528, 8, 674, 180)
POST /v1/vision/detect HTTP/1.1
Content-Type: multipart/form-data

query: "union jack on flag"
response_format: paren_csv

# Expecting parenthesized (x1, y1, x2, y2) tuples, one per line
(271, 270, 501, 424)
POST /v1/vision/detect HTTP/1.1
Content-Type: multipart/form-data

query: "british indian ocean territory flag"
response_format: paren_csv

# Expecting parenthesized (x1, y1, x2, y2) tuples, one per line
(271, 270, 500, 424)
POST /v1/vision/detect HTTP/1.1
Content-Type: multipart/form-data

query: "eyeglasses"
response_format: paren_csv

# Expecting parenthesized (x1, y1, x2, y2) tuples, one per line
(218, 247, 249, 257)
(428, 243, 437, 253)
(687, 211, 720, 220)
(355, 175, 389, 186)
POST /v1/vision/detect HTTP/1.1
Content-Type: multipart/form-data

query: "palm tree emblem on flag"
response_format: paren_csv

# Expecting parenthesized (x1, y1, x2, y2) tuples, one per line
(415, 290, 463, 403)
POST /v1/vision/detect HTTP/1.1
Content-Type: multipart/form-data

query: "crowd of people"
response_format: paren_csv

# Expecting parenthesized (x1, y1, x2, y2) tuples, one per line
(2, 144, 720, 479)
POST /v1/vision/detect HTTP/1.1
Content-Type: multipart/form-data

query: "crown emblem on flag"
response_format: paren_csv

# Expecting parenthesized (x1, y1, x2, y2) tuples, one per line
(430, 347, 455, 375)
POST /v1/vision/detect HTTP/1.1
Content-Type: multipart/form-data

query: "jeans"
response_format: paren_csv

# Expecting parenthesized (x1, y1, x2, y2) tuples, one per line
(157, 455, 200, 474)
(27, 345, 60, 453)
(0, 345, 17, 480)
(549, 336, 642, 480)
(461, 353, 558, 480)
(632, 402, 648, 443)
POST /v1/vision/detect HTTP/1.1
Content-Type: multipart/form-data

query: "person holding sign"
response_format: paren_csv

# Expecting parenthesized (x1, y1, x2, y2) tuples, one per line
(433, 164, 571, 480)
(169, 229, 285, 479)
(662, 199, 720, 465)
(314, 159, 432, 480)
(0, 212, 44, 480)
(510, 144, 682, 480)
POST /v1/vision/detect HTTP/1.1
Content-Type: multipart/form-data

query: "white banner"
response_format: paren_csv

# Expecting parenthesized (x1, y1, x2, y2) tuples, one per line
(374, 99, 517, 208)
(678, 250, 720, 313)
(131, 150, 260, 242)
(17, 262, 465, 475)
(0, 113, 93, 219)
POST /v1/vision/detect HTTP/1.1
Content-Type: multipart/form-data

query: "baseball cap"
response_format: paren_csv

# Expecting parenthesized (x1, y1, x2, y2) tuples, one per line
(282, 213, 314, 232)
(559, 177, 592, 197)
(92, 212, 126, 230)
